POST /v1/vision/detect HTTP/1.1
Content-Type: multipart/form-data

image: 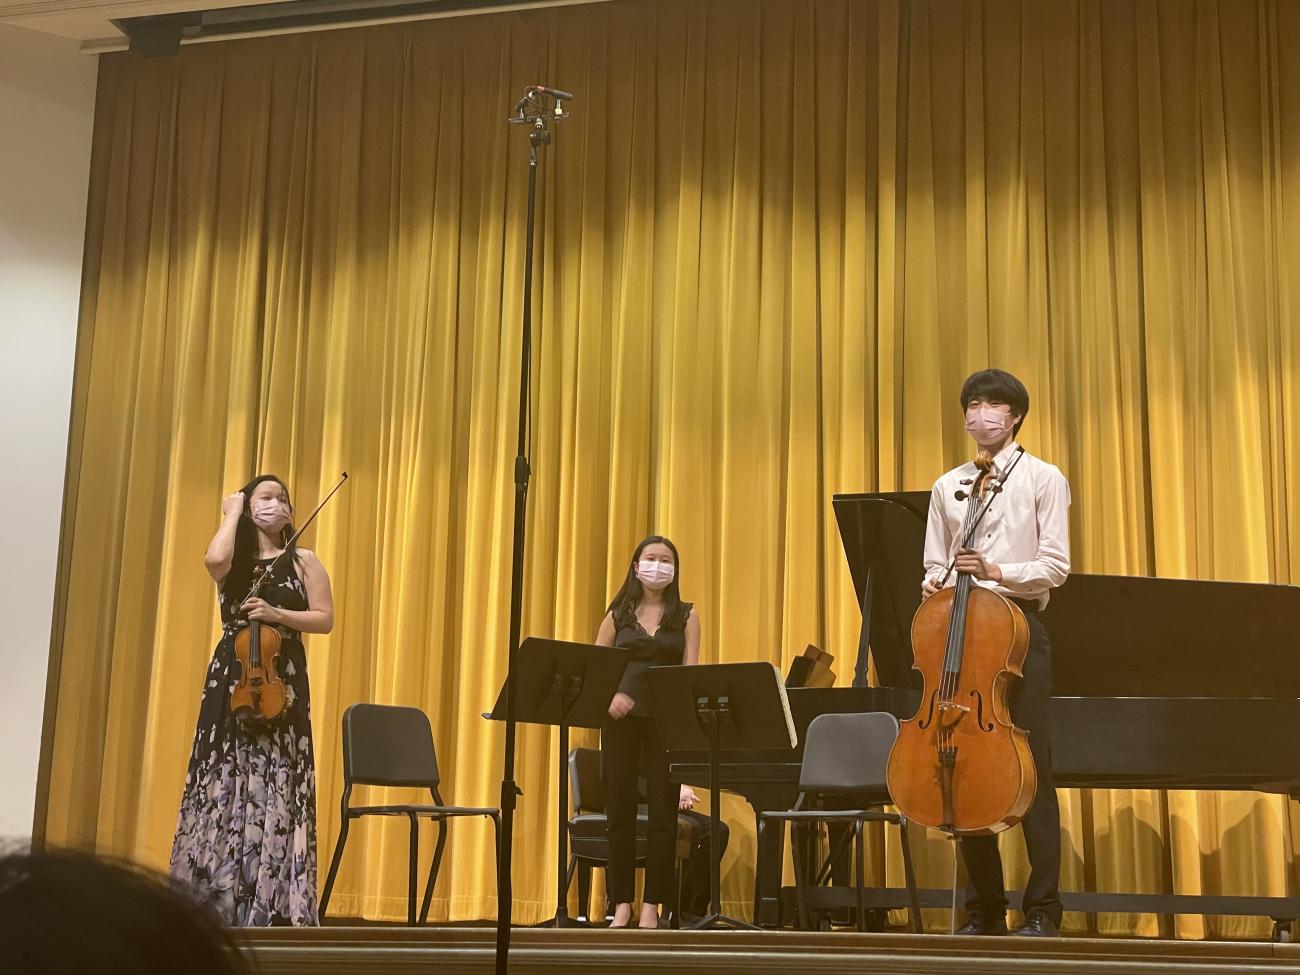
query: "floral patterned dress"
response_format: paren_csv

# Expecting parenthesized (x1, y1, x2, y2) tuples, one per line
(170, 555, 318, 926)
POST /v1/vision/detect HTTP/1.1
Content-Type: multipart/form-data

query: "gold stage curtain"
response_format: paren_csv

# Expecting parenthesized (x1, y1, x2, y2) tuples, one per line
(41, 0, 1300, 937)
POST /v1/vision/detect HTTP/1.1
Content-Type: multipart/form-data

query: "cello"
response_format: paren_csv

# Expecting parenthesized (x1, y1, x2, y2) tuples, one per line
(230, 472, 349, 727)
(886, 447, 1036, 839)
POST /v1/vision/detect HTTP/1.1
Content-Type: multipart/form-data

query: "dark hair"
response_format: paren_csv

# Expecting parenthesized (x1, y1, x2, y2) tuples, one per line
(606, 535, 690, 632)
(0, 848, 251, 974)
(960, 369, 1030, 436)
(223, 474, 298, 602)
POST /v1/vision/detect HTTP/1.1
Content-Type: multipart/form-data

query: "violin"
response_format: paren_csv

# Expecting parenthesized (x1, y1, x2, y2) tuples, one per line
(231, 564, 288, 725)
(886, 448, 1036, 836)
(229, 472, 349, 727)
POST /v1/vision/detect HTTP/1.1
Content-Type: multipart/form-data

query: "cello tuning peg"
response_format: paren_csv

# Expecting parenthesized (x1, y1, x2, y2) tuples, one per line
(954, 490, 969, 501)
(959, 478, 974, 485)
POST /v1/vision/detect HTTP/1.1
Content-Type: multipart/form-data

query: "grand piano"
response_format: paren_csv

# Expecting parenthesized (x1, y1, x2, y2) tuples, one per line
(670, 492, 1300, 936)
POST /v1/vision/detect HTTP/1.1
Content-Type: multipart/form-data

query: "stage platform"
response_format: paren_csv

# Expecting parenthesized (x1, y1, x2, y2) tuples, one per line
(242, 926, 1300, 975)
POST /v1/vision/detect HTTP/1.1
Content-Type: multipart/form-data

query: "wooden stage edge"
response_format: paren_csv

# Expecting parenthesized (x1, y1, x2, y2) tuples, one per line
(242, 926, 1300, 975)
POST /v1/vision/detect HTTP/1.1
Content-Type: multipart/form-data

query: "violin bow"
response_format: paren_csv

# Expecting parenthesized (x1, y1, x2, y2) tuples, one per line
(243, 471, 350, 603)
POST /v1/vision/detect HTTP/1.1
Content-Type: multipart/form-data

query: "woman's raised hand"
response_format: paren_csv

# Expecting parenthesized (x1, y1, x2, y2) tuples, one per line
(221, 492, 246, 519)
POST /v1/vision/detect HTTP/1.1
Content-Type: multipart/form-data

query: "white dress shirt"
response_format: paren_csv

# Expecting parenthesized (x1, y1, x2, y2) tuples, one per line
(922, 441, 1071, 609)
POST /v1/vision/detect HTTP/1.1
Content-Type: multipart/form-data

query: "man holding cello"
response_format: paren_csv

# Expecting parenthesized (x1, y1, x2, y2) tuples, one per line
(919, 369, 1071, 937)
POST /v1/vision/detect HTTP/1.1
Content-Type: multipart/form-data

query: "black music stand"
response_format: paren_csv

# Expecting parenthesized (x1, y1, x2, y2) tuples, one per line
(647, 662, 797, 930)
(486, 637, 629, 927)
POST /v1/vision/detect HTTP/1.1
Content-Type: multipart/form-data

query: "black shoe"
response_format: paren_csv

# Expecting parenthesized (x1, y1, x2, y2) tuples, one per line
(1012, 913, 1060, 937)
(956, 911, 1008, 936)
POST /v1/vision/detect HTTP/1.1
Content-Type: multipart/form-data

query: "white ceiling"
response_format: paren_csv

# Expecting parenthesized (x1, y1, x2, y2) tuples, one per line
(0, 0, 278, 44)
(0, 0, 602, 52)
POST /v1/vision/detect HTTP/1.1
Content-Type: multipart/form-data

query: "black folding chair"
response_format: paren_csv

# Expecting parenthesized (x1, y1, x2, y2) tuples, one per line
(319, 703, 501, 924)
(566, 747, 692, 925)
(759, 712, 922, 933)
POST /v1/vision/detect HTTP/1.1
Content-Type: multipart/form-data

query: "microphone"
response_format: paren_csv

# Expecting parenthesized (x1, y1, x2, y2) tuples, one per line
(531, 85, 574, 100)
(510, 85, 574, 121)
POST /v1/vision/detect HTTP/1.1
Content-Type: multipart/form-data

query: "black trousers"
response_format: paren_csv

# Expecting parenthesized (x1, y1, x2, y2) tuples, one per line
(678, 809, 730, 916)
(959, 604, 1062, 925)
(601, 714, 678, 905)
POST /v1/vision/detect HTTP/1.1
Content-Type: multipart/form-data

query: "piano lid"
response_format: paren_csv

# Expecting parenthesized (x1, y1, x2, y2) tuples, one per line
(832, 492, 929, 689)
(833, 492, 1300, 701)
(1048, 573, 1300, 699)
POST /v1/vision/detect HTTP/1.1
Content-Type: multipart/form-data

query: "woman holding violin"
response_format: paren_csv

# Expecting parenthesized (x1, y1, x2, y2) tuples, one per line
(170, 475, 335, 926)
(918, 370, 1070, 938)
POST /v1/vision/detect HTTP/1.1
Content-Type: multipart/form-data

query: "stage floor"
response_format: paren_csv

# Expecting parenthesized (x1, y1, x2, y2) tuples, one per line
(242, 926, 1300, 975)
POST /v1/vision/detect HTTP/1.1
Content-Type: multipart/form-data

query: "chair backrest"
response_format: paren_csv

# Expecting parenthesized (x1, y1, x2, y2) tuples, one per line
(341, 703, 441, 788)
(568, 747, 606, 813)
(798, 712, 899, 797)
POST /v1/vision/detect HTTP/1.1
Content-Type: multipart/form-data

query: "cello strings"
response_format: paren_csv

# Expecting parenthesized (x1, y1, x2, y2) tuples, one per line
(937, 446, 1026, 589)
(941, 489, 982, 701)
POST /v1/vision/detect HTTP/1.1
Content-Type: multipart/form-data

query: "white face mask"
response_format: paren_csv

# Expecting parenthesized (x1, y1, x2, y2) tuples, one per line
(964, 405, 1014, 446)
(635, 559, 676, 590)
(250, 498, 290, 532)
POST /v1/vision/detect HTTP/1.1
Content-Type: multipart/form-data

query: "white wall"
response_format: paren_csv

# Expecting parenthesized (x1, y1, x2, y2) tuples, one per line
(0, 25, 97, 844)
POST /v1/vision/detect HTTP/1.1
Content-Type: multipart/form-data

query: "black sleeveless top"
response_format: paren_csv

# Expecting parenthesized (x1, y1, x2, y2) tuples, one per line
(613, 602, 693, 717)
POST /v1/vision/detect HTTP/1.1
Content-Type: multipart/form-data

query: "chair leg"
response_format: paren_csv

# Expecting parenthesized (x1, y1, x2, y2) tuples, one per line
(406, 812, 419, 926)
(817, 826, 853, 887)
(807, 822, 826, 930)
(791, 822, 810, 931)
(854, 819, 866, 933)
(319, 816, 351, 919)
(577, 861, 593, 922)
(898, 817, 922, 934)
(563, 854, 575, 919)
(673, 855, 684, 930)
(418, 817, 448, 925)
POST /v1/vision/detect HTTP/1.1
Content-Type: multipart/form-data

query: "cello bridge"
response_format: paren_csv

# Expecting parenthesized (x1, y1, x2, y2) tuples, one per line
(936, 700, 970, 730)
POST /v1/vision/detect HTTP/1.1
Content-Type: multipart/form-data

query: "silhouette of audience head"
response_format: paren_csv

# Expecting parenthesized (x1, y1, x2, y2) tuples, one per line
(0, 848, 249, 974)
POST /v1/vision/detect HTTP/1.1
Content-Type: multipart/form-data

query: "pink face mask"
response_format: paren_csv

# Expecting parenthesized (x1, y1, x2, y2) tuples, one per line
(250, 499, 290, 532)
(636, 560, 676, 590)
(965, 405, 1014, 446)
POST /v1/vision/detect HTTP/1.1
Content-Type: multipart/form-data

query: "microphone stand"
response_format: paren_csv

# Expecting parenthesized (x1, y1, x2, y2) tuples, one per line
(495, 85, 570, 975)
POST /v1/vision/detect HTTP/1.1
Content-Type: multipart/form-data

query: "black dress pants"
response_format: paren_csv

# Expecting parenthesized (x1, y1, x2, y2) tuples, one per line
(602, 714, 678, 904)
